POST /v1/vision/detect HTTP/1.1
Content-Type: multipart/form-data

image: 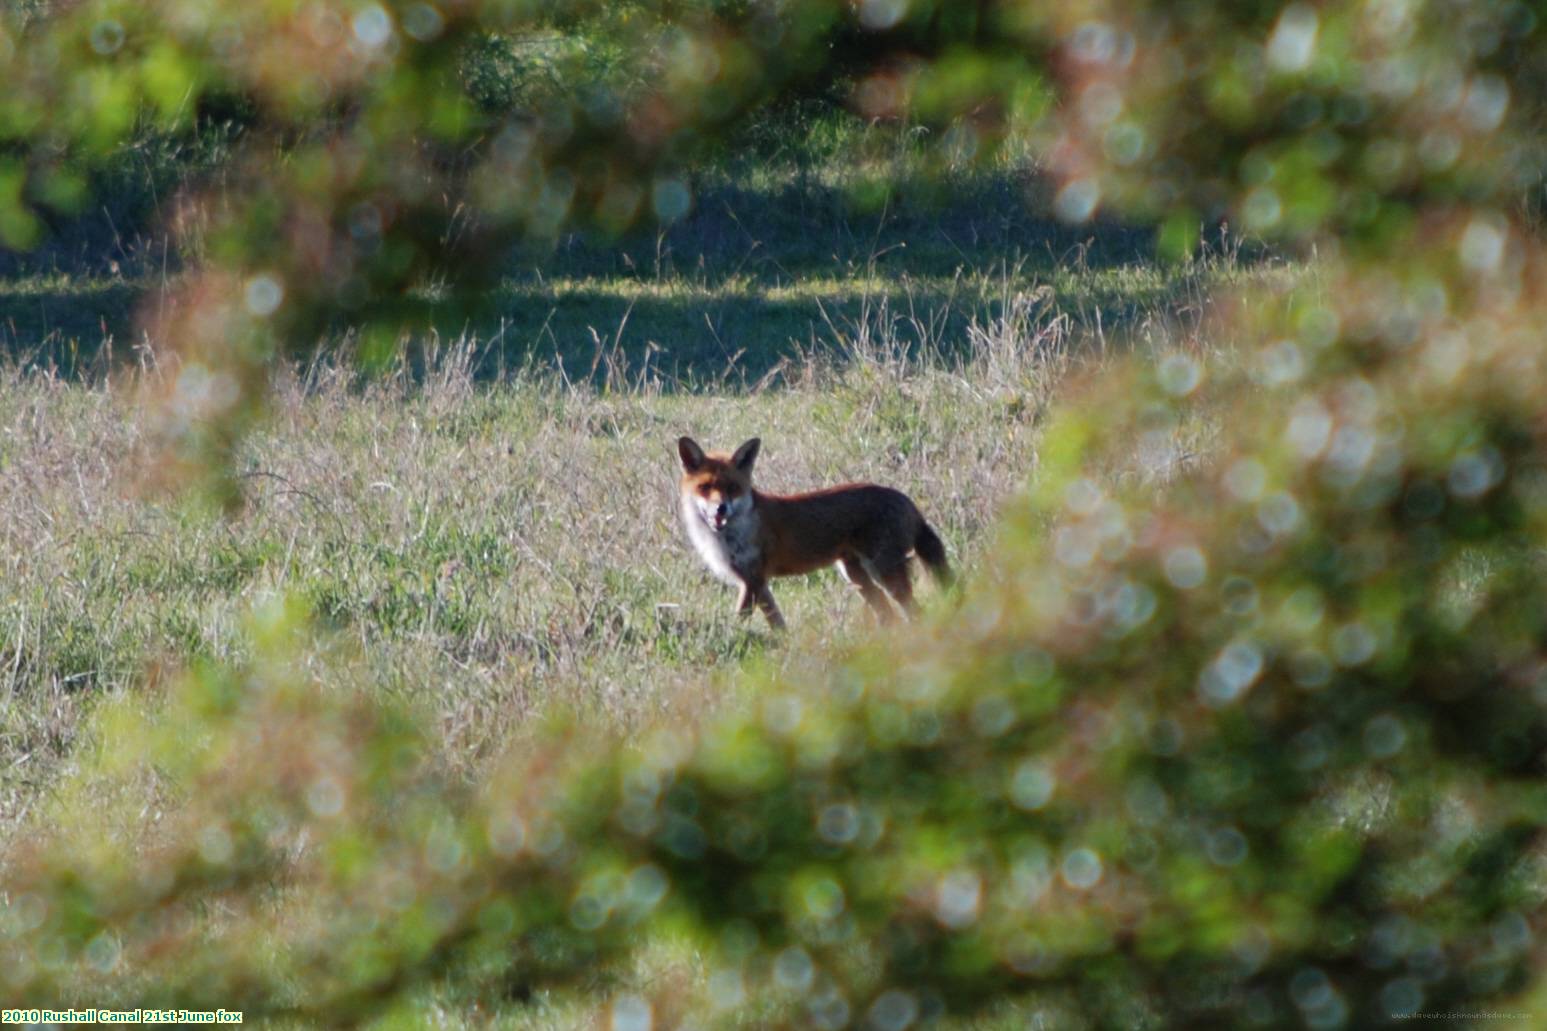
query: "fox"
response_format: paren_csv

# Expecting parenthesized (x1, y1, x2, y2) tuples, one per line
(676, 436, 952, 629)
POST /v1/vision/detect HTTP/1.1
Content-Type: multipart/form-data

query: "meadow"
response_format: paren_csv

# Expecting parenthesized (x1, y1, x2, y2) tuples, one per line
(0, 142, 1265, 851)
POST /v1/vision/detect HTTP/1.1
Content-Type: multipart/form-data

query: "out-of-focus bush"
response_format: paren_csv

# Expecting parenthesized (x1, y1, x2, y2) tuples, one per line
(2, 1, 1546, 1027)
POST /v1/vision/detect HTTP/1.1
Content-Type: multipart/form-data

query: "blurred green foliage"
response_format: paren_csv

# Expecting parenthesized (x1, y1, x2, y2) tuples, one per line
(2, 0, 1547, 1027)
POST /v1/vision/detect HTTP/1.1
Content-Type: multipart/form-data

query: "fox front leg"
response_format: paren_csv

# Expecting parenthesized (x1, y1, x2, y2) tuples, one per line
(756, 582, 786, 630)
(736, 580, 758, 617)
(736, 577, 785, 630)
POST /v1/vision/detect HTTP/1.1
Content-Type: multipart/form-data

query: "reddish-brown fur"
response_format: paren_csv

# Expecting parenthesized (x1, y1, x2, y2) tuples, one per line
(677, 436, 952, 629)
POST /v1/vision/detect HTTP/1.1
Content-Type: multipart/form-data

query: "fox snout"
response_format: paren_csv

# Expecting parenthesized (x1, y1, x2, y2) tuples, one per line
(695, 493, 737, 530)
(699, 498, 727, 529)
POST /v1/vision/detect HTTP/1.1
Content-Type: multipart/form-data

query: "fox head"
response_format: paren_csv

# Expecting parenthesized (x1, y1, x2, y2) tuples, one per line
(678, 436, 759, 531)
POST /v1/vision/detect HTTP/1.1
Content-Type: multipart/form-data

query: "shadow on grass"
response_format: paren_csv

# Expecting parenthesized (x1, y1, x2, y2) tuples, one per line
(0, 173, 1261, 386)
(508, 173, 1165, 284)
(0, 279, 148, 376)
(432, 268, 1204, 389)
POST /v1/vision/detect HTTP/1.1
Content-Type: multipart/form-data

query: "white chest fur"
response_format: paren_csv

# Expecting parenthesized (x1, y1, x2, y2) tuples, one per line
(681, 496, 760, 585)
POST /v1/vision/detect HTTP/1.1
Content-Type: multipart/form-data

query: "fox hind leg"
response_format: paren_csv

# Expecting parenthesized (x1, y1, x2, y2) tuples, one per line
(839, 557, 899, 624)
(877, 561, 916, 617)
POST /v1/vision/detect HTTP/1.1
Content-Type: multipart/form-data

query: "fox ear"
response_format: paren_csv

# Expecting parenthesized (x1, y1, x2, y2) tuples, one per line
(678, 436, 705, 472)
(731, 437, 761, 472)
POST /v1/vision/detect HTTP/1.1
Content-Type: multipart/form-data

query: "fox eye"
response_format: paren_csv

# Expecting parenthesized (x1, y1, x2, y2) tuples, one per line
(699, 485, 713, 496)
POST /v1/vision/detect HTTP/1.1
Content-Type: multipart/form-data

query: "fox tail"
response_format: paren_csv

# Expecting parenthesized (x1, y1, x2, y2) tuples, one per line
(914, 520, 953, 588)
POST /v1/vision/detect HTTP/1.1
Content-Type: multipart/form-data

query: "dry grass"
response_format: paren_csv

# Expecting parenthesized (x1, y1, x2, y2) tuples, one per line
(0, 291, 1105, 834)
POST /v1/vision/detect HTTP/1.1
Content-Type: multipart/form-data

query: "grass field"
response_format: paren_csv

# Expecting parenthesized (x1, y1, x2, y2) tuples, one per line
(0, 140, 1284, 1025)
